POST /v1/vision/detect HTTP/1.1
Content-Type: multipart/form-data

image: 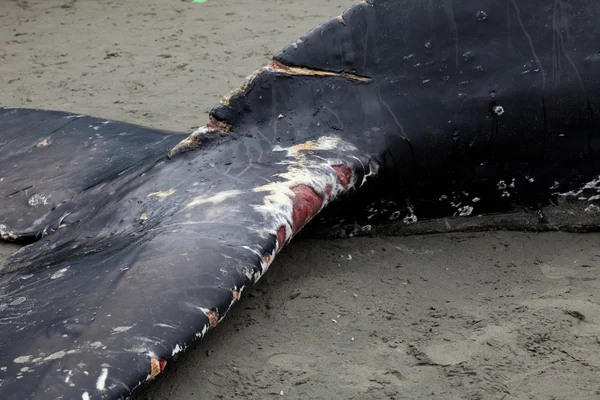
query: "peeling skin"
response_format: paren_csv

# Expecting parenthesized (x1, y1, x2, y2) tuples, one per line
(331, 164, 353, 187)
(36, 139, 50, 148)
(219, 57, 370, 110)
(267, 60, 371, 82)
(242, 267, 253, 282)
(149, 357, 166, 379)
(219, 67, 265, 107)
(204, 118, 231, 132)
(168, 118, 230, 157)
(200, 308, 219, 328)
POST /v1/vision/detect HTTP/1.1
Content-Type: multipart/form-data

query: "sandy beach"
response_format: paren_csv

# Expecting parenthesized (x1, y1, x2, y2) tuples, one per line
(2, 1, 600, 399)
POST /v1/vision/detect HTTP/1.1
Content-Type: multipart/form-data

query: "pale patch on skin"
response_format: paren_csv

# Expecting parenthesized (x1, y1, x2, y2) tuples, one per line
(112, 326, 132, 333)
(154, 323, 177, 329)
(13, 355, 31, 364)
(50, 267, 69, 279)
(82, 392, 91, 400)
(198, 323, 210, 338)
(147, 189, 176, 198)
(10, 297, 26, 305)
(27, 194, 49, 207)
(186, 189, 245, 208)
(272, 136, 356, 158)
(44, 350, 66, 361)
(171, 344, 183, 356)
(557, 175, 600, 198)
(96, 367, 108, 391)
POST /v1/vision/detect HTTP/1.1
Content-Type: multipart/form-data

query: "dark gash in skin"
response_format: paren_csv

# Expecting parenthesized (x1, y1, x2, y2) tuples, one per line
(0, 0, 599, 398)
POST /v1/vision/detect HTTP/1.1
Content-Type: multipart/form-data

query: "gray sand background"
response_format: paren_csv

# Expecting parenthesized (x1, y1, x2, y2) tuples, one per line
(2, 1, 600, 399)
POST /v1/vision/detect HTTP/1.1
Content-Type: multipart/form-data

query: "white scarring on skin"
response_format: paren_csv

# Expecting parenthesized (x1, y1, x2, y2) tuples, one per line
(186, 136, 376, 249)
(96, 367, 108, 391)
(171, 344, 183, 356)
(556, 175, 600, 199)
(248, 137, 374, 279)
(181, 136, 379, 340)
(154, 323, 177, 329)
(44, 350, 66, 361)
(195, 323, 210, 339)
(112, 326, 132, 334)
(272, 136, 356, 158)
(403, 206, 418, 224)
(13, 355, 31, 364)
(50, 267, 69, 279)
(458, 205, 474, 217)
(27, 194, 49, 207)
(255, 139, 366, 237)
(82, 392, 91, 400)
(187, 189, 245, 207)
(147, 189, 176, 198)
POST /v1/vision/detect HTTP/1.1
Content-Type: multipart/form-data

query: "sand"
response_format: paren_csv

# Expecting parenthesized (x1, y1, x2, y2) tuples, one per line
(2, 1, 600, 399)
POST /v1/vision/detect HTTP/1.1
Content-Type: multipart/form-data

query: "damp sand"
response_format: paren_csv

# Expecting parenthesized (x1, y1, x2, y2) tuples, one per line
(1, 1, 600, 399)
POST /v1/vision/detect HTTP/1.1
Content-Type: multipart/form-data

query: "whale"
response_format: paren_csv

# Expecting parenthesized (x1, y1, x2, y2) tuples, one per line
(0, 0, 599, 398)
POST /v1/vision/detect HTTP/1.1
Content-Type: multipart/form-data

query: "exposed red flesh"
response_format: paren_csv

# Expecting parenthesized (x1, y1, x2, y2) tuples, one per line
(331, 164, 353, 188)
(291, 184, 324, 234)
(276, 225, 287, 249)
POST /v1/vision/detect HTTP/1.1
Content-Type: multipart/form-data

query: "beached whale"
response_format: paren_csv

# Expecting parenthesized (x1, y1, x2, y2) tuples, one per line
(0, 0, 599, 398)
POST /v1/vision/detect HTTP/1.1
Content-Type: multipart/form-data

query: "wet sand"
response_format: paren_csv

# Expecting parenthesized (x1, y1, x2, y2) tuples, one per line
(2, 1, 600, 399)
